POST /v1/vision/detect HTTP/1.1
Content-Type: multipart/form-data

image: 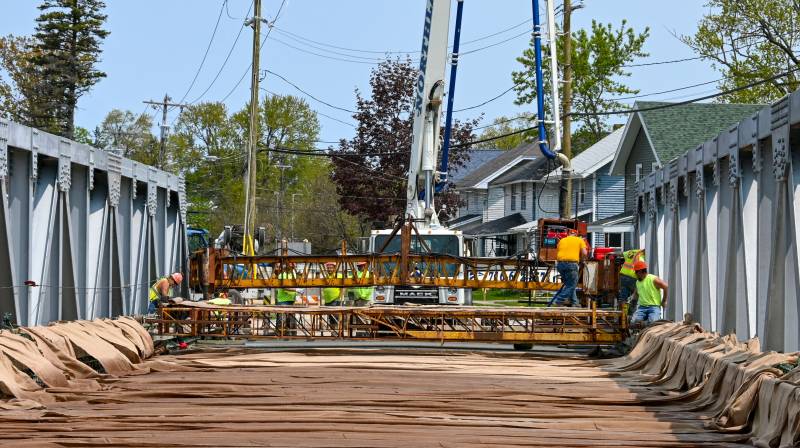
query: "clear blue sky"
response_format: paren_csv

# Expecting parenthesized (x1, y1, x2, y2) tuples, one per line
(0, 0, 718, 144)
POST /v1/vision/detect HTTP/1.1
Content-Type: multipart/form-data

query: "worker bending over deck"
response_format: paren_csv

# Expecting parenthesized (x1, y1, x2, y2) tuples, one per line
(148, 272, 183, 314)
(550, 230, 587, 307)
(630, 260, 668, 324)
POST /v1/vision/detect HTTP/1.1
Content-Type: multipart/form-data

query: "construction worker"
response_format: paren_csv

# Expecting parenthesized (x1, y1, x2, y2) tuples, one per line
(351, 261, 373, 307)
(619, 248, 645, 306)
(322, 261, 344, 332)
(550, 229, 587, 307)
(275, 263, 297, 335)
(276, 263, 298, 305)
(630, 260, 668, 324)
(322, 262, 344, 306)
(148, 272, 183, 314)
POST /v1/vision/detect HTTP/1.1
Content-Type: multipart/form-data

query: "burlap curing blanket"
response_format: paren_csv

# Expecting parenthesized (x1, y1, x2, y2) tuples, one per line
(0, 319, 798, 447)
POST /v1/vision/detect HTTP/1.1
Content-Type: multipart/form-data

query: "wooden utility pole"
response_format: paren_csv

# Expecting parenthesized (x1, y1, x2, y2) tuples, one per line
(143, 94, 186, 170)
(243, 0, 262, 255)
(559, 0, 573, 219)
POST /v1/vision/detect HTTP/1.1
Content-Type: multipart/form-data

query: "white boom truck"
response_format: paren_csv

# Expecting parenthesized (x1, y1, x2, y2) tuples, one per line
(368, 0, 473, 306)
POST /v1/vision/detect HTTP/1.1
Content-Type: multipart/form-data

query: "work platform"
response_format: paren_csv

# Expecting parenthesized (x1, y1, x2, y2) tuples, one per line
(149, 303, 627, 345)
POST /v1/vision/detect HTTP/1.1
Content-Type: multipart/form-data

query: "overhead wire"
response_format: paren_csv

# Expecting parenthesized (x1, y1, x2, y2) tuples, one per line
(451, 67, 800, 149)
(269, 18, 531, 56)
(188, 0, 255, 106)
(218, 0, 287, 104)
(261, 72, 357, 113)
(172, 0, 226, 110)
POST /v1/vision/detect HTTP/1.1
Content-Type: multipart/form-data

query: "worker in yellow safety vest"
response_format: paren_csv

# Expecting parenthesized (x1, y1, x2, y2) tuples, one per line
(630, 260, 668, 325)
(322, 262, 344, 306)
(276, 263, 298, 305)
(275, 263, 298, 335)
(148, 272, 183, 314)
(351, 261, 373, 307)
(619, 248, 645, 308)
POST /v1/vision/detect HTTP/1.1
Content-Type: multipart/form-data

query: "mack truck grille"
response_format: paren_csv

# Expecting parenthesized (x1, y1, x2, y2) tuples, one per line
(394, 288, 439, 305)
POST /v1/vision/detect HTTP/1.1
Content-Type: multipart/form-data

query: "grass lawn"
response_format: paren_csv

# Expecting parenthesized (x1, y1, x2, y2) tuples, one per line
(472, 289, 552, 308)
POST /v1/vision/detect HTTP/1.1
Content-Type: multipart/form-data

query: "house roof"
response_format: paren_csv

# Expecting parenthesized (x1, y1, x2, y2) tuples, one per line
(459, 213, 528, 236)
(449, 149, 504, 184)
(588, 211, 633, 226)
(488, 157, 551, 186)
(611, 101, 764, 174)
(447, 213, 481, 229)
(453, 142, 539, 189)
(549, 127, 624, 179)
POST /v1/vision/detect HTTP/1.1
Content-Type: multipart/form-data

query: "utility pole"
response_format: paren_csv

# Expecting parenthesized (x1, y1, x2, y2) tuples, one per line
(242, 0, 262, 256)
(559, 0, 573, 219)
(143, 94, 186, 170)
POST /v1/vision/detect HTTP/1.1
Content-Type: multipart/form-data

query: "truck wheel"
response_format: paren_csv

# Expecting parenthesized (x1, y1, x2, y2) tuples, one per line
(513, 343, 533, 351)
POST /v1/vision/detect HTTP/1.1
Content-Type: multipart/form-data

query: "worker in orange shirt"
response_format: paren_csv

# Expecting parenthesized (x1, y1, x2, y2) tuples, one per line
(550, 229, 587, 307)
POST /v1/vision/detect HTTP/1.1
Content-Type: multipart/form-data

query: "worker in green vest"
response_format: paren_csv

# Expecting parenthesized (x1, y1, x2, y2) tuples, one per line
(275, 263, 297, 335)
(276, 263, 298, 305)
(148, 272, 183, 314)
(619, 248, 645, 306)
(322, 262, 344, 306)
(630, 260, 668, 325)
(351, 261, 373, 306)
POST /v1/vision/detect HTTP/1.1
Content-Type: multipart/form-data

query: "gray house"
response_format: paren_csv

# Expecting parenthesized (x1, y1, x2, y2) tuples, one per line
(610, 101, 765, 212)
(450, 128, 626, 255)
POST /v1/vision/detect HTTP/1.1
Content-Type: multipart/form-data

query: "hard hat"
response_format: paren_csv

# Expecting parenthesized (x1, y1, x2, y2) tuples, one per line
(633, 260, 648, 272)
(356, 261, 367, 266)
(324, 262, 336, 268)
(568, 229, 578, 235)
(171, 272, 184, 284)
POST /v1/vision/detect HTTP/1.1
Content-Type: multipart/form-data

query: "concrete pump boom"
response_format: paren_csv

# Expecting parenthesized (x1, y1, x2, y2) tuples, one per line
(405, 0, 452, 228)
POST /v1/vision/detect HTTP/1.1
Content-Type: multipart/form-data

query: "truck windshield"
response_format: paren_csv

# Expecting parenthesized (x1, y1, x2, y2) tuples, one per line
(374, 235, 460, 256)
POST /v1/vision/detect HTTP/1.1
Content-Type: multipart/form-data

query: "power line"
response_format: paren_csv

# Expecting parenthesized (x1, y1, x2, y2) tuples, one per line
(454, 85, 516, 113)
(188, 0, 255, 105)
(452, 67, 799, 149)
(269, 36, 381, 65)
(172, 0, 226, 109)
(262, 88, 357, 127)
(622, 55, 703, 68)
(219, 0, 289, 105)
(459, 29, 531, 57)
(269, 18, 531, 56)
(261, 71, 357, 113)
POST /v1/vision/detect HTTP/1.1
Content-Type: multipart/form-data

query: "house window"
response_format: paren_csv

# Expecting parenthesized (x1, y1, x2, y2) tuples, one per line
(520, 183, 527, 210)
(510, 184, 517, 211)
(605, 233, 623, 249)
(465, 192, 471, 211)
(578, 178, 586, 205)
(635, 163, 643, 182)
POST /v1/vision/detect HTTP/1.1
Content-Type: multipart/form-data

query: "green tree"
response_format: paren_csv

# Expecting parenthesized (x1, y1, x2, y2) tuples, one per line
(512, 20, 649, 152)
(681, 0, 800, 103)
(475, 114, 534, 150)
(30, 0, 109, 139)
(171, 96, 342, 248)
(0, 35, 47, 124)
(95, 109, 159, 164)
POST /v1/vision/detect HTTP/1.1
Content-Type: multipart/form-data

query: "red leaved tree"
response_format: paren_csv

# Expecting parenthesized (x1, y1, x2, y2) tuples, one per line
(330, 58, 480, 228)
